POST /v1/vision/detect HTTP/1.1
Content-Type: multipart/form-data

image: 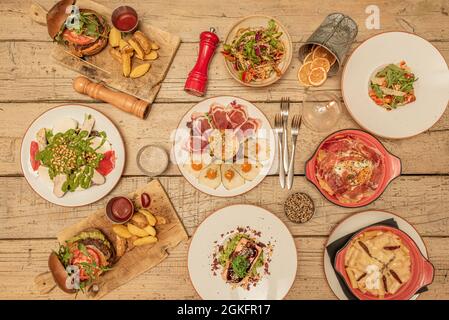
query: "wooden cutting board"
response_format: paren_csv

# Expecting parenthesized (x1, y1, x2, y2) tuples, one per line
(34, 0, 180, 104)
(34, 179, 188, 299)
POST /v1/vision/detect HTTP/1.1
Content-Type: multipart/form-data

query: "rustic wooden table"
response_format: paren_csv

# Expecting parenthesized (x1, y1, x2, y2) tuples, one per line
(1, 0, 448, 299)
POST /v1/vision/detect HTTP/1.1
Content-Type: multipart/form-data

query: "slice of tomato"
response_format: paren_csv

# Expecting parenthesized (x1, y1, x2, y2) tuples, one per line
(30, 141, 40, 171)
(96, 150, 116, 176)
(62, 29, 95, 45)
(71, 247, 102, 281)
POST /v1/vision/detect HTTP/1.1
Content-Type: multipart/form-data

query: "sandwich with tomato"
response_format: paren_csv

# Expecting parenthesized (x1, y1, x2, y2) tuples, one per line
(48, 229, 115, 293)
(47, 0, 109, 57)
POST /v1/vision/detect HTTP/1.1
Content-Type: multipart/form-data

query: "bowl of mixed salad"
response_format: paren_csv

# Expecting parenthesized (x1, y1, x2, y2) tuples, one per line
(222, 15, 292, 87)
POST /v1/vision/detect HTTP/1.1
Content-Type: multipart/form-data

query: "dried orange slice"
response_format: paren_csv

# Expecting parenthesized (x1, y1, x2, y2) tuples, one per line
(313, 46, 336, 66)
(297, 62, 313, 87)
(303, 52, 313, 64)
(311, 57, 331, 73)
(308, 67, 327, 86)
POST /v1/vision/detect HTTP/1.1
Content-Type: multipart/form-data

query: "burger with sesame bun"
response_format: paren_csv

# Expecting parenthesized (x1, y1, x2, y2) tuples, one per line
(46, 0, 109, 57)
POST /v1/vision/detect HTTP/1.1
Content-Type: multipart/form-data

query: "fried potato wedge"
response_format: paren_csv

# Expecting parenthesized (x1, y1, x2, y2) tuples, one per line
(143, 225, 157, 237)
(130, 63, 151, 78)
(139, 209, 157, 226)
(128, 38, 145, 60)
(109, 27, 121, 47)
(133, 236, 158, 246)
(109, 48, 122, 63)
(122, 52, 132, 77)
(131, 212, 149, 228)
(115, 234, 128, 258)
(133, 31, 152, 54)
(144, 51, 158, 61)
(127, 223, 149, 237)
(112, 225, 133, 239)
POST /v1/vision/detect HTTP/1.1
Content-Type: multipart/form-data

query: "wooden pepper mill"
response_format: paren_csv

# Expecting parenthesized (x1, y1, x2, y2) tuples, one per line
(73, 76, 150, 119)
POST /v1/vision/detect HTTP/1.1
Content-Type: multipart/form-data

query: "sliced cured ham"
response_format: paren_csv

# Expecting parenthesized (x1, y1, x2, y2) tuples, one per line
(227, 102, 248, 129)
(237, 118, 261, 138)
(315, 134, 384, 204)
(209, 103, 230, 130)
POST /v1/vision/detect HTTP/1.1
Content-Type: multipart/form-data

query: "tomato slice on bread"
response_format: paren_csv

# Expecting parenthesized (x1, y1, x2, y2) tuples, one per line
(62, 29, 96, 45)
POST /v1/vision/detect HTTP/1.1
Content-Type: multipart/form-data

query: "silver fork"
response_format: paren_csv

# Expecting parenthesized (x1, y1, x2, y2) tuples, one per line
(274, 114, 285, 188)
(280, 97, 290, 170)
(287, 115, 302, 190)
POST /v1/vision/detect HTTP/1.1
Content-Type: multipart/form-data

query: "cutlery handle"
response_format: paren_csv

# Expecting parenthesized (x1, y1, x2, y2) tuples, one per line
(277, 133, 285, 188)
(283, 120, 289, 169)
(287, 136, 297, 189)
(73, 76, 151, 119)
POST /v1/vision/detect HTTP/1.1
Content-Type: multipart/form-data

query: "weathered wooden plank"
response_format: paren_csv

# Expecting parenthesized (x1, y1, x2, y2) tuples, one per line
(1, 176, 449, 239)
(1, 40, 448, 103)
(2, 0, 449, 42)
(1, 102, 448, 176)
(0, 236, 447, 299)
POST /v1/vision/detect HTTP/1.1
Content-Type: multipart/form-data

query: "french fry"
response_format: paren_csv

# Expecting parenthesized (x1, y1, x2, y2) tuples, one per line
(131, 212, 148, 228)
(155, 215, 167, 225)
(143, 225, 157, 237)
(151, 42, 159, 50)
(112, 225, 133, 238)
(132, 31, 152, 54)
(139, 209, 157, 226)
(133, 236, 158, 246)
(109, 27, 121, 47)
(144, 51, 158, 61)
(119, 39, 130, 51)
(122, 52, 132, 77)
(127, 223, 149, 237)
(128, 38, 145, 60)
(115, 234, 128, 257)
(109, 48, 122, 63)
(130, 63, 151, 78)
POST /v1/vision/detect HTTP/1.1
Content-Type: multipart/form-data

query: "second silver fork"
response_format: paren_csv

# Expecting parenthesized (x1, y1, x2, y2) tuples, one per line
(287, 115, 302, 190)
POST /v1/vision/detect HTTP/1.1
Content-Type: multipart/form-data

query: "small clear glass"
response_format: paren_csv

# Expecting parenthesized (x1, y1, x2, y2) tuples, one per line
(302, 92, 342, 132)
(136, 145, 169, 177)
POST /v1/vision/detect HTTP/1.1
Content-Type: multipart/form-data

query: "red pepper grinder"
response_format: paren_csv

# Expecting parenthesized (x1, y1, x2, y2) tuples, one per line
(184, 28, 219, 96)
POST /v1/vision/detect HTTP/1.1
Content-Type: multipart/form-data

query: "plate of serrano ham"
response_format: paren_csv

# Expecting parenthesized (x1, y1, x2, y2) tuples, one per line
(305, 129, 401, 207)
(173, 96, 275, 197)
(188, 204, 297, 299)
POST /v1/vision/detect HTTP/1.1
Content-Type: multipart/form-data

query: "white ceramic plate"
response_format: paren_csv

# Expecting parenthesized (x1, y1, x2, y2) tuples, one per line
(188, 204, 297, 300)
(324, 210, 428, 300)
(20, 104, 125, 207)
(342, 32, 449, 139)
(223, 15, 293, 87)
(173, 96, 275, 197)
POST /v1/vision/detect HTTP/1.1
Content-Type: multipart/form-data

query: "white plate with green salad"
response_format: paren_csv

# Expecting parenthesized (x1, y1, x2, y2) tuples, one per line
(188, 204, 297, 299)
(342, 32, 449, 139)
(20, 104, 125, 207)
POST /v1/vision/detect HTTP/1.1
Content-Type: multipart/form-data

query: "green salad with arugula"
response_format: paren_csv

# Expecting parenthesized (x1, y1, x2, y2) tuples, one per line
(369, 61, 417, 110)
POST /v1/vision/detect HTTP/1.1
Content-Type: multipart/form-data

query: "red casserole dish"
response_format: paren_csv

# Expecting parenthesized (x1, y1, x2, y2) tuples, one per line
(334, 225, 434, 300)
(305, 129, 401, 208)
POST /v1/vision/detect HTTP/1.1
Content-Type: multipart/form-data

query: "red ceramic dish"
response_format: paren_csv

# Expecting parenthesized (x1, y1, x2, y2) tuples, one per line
(305, 129, 401, 208)
(334, 225, 434, 300)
